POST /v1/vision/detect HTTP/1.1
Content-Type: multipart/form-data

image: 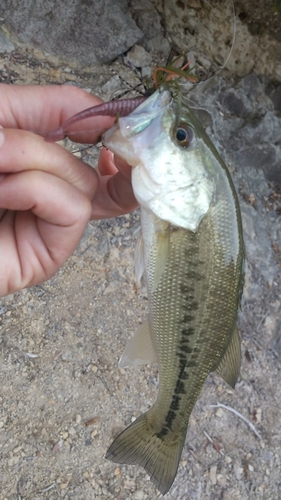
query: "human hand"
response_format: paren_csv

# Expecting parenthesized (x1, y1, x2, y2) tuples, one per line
(0, 84, 138, 296)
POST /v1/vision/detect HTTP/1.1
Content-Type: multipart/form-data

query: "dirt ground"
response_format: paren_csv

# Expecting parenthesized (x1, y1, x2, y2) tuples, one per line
(0, 2, 281, 499)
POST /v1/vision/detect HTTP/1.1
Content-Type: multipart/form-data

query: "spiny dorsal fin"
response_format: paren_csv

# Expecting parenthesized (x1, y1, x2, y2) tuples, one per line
(215, 325, 241, 389)
(118, 317, 157, 369)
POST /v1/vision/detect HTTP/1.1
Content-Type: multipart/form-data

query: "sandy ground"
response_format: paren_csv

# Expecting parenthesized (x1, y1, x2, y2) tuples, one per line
(1, 2, 281, 499)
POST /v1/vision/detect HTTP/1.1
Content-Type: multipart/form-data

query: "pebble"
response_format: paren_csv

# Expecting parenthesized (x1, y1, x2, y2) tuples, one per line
(133, 491, 145, 500)
(126, 45, 152, 68)
(215, 408, 224, 418)
(209, 465, 217, 485)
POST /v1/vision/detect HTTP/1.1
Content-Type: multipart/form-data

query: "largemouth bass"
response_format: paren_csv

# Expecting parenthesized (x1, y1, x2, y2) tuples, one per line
(102, 83, 244, 495)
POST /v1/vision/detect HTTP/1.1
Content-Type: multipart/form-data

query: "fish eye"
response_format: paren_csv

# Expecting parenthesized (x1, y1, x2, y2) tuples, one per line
(175, 122, 194, 148)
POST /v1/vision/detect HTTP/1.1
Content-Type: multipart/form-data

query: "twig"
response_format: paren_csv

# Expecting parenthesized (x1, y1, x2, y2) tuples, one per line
(256, 310, 269, 331)
(203, 430, 224, 456)
(210, 403, 262, 440)
(39, 483, 56, 493)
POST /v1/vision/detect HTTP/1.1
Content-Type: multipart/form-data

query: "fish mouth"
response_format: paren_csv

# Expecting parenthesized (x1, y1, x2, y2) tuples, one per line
(102, 88, 173, 166)
(103, 88, 172, 141)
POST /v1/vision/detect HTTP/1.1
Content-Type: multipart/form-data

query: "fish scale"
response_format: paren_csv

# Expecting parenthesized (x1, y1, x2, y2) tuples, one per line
(144, 208, 241, 436)
(103, 83, 244, 494)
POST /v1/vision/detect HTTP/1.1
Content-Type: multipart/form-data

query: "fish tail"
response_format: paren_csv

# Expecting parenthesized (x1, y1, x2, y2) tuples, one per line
(106, 412, 184, 495)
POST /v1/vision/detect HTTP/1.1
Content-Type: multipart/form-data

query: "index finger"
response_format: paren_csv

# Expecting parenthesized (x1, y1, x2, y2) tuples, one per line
(0, 84, 115, 143)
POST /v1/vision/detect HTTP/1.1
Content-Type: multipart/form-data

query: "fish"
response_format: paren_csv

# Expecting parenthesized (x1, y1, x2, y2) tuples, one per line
(102, 82, 244, 495)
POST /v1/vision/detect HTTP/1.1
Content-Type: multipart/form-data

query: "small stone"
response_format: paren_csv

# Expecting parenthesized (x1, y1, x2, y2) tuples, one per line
(209, 465, 217, 485)
(103, 281, 120, 294)
(187, 0, 202, 9)
(254, 408, 262, 423)
(75, 414, 82, 424)
(234, 464, 244, 480)
(60, 483, 68, 490)
(8, 457, 18, 467)
(215, 408, 224, 418)
(141, 66, 152, 79)
(114, 467, 121, 476)
(61, 431, 69, 440)
(133, 490, 145, 500)
(92, 366, 98, 373)
(126, 45, 152, 68)
(13, 446, 22, 454)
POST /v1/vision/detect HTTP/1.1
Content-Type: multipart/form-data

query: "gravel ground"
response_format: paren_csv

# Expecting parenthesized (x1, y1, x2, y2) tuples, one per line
(0, 2, 281, 499)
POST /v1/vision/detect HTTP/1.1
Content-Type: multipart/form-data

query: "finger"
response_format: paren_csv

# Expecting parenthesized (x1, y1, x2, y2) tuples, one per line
(0, 129, 99, 199)
(93, 149, 138, 218)
(0, 170, 91, 225)
(0, 83, 115, 143)
(98, 149, 134, 182)
(0, 170, 92, 287)
(114, 155, 134, 182)
(98, 147, 118, 176)
(91, 170, 138, 219)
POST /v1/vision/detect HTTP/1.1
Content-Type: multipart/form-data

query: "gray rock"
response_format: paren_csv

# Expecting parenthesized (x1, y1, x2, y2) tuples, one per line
(188, 75, 280, 314)
(217, 87, 253, 118)
(190, 75, 281, 184)
(0, 28, 15, 53)
(270, 84, 281, 113)
(237, 72, 263, 99)
(130, 0, 170, 58)
(240, 201, 277, 287)
(0, 0, 143, 64)
(125, 45, 152, 68)
(230, 144, 281, 184)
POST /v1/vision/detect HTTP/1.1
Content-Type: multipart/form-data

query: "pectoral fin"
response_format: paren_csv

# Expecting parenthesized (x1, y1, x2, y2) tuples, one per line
(215, 326, 241, 389)
(118, 317, 157, 369)
(135, 231, 145, 284)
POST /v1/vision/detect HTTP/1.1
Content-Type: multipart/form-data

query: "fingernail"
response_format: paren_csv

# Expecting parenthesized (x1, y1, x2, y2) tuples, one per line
(0, 130, 4, 148)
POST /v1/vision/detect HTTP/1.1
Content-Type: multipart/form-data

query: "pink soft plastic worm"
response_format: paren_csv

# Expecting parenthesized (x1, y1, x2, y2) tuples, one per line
(45, 96, 147, 142)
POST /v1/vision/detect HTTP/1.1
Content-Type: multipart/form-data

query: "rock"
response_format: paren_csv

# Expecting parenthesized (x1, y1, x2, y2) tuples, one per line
(125, 45, 152, 68)
(270, 84, 281, 113)
(209, 465, 217, 485)
(0, 27, 15, 53)
(130, 0, 171, 58)
(190, 75, 281, 184)
(0, 0, 143, 64)
(237, 72, 263, 99)
(217, 88, 253, 118)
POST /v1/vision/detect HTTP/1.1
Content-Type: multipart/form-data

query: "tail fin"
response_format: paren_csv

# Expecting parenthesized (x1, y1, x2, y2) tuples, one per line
(106, 412, 185, 495)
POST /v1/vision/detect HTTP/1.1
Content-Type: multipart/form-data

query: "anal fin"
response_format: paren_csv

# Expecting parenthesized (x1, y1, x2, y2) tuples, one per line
(118, 317, 157, 369)
(215, 325, 241, 389)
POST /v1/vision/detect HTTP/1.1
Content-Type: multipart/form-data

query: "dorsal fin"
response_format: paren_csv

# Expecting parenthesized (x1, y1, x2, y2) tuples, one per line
(215, 326, 241, 389)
